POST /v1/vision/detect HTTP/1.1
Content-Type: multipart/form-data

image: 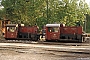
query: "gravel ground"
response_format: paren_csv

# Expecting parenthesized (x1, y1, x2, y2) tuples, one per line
(0, 43, 90, 60)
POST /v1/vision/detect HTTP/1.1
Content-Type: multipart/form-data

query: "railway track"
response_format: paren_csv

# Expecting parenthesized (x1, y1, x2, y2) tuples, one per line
(0, 39, 90, 46)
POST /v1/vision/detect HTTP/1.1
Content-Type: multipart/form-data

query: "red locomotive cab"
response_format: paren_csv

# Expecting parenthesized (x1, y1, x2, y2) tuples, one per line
(5, 24, 18, 39)
(45, 24, 60, 41)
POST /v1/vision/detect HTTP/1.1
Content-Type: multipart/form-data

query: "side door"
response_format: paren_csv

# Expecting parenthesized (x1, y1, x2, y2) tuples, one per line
(50, 27, 60, 40)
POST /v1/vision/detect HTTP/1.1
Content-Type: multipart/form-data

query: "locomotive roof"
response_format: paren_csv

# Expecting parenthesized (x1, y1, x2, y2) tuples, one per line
(46, 24, 60, 27)
(5, 24, 17, 27)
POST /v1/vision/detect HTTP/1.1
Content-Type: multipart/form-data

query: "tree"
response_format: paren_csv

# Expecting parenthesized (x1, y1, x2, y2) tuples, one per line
(48, 0, 89, 26)
(1, 0, 90, 27)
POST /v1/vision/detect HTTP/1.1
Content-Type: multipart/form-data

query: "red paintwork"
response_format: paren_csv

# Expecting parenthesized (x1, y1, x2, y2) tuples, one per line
(5, 24, 39, 39)
(45, 24, 83, 40)
(19, 26, 38, 33)
(5, 30, 17, 39)
(50, 32, 60, 40)
(60, 26, 82, 35)
(45, 27, 60, 40)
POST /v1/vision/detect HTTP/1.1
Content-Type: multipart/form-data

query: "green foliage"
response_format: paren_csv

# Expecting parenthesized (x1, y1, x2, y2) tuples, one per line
(0, 0, 90, 30)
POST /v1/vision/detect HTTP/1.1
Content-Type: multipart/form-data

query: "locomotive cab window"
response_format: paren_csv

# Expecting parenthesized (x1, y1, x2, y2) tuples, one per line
(48, 27, 59, 32)
(7, 27, 16, 32)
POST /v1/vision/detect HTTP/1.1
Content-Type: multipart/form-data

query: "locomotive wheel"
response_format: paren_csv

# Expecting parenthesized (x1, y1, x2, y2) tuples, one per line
(34, 38, 38, 41)
(78, 37, 84, 43)
(45, 39, 51, 42)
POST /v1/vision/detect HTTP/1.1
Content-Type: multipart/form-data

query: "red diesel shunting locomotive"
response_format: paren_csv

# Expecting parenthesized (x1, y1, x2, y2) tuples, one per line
(4, 23, 88, 42)
(5, 24, 40, 41)
(45, 24, 87, 42)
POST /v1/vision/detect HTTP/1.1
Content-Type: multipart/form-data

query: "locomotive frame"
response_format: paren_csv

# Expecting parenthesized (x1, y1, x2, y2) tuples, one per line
(4, 23, 88, 42)
(45, 24, 87, 42)
(5, 24, 40, 41)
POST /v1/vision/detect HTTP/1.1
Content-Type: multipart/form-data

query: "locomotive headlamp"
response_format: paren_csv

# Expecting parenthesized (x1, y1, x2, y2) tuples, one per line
(16, 24, 18, 27)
